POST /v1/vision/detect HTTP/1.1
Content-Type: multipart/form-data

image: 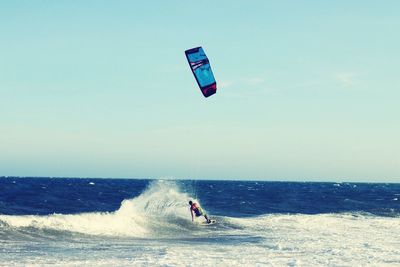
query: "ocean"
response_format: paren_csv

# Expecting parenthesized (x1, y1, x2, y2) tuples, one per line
(0, 177, 399, 266)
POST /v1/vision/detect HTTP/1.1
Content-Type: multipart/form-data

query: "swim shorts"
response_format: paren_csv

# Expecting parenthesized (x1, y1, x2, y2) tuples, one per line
(195, 207, 204, 217)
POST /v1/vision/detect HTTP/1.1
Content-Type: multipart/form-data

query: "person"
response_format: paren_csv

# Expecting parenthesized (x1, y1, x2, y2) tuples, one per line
(189, 200, 211, 223)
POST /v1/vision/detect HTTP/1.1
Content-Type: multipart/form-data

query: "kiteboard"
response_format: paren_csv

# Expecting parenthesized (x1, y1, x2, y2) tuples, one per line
(200, 220, 216, 225)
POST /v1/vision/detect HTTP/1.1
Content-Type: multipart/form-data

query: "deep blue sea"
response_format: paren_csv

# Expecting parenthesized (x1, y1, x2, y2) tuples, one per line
(1, 177, 399, 266)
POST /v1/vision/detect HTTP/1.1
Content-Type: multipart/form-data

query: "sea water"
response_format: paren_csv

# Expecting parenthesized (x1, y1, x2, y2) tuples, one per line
(0, 178, 399, 266)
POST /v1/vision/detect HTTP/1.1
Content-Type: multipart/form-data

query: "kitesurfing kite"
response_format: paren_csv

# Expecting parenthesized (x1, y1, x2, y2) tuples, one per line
(185, 47, 217, 97)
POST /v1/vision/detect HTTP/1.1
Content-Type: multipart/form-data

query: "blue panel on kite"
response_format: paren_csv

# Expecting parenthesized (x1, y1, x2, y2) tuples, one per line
(185, 47, 217, 97)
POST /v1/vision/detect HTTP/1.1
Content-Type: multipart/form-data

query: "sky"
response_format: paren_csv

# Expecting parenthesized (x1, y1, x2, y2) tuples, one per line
(0, 1, 399, 182)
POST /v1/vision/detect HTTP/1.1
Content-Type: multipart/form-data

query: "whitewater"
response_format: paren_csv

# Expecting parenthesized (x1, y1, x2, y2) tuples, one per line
(0, 178, 399, 266)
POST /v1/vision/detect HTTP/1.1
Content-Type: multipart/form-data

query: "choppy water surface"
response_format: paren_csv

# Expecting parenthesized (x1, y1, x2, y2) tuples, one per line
(1, 178, 399, 266)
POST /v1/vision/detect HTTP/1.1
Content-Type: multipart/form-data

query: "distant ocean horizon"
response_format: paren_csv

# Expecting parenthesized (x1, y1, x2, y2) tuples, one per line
(2, 175, 399, 183)
(1, 177, 399, 266)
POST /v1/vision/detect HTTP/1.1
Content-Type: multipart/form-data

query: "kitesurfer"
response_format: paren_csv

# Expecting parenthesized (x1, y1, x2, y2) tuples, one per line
(189, 200, 211, 223)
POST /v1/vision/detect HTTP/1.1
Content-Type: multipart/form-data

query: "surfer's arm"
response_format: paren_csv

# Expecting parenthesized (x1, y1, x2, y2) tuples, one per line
(190, 208, 194, 222)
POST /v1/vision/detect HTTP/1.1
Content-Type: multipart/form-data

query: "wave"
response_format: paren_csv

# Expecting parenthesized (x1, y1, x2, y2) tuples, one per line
(0, 180, 216, 238)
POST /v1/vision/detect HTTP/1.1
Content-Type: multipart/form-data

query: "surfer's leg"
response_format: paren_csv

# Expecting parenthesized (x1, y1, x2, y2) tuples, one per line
(204, 214, 211, 223)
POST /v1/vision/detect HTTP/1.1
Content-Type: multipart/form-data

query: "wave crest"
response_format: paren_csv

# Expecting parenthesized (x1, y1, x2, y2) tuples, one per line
(0, 180, 203, 237)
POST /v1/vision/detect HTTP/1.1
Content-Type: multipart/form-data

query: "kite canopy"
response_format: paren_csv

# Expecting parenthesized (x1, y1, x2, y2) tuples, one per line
(185, 47, 217, 97)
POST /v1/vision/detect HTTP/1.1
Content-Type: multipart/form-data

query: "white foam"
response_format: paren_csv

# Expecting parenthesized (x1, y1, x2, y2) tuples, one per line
(221, 213, 400, 266)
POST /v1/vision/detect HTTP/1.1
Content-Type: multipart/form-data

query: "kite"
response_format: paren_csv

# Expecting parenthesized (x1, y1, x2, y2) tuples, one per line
(185, 47, 217, 97)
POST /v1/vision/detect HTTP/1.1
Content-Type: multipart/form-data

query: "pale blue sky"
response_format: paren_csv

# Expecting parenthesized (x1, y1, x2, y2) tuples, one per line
(1, 1, 399, 182)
